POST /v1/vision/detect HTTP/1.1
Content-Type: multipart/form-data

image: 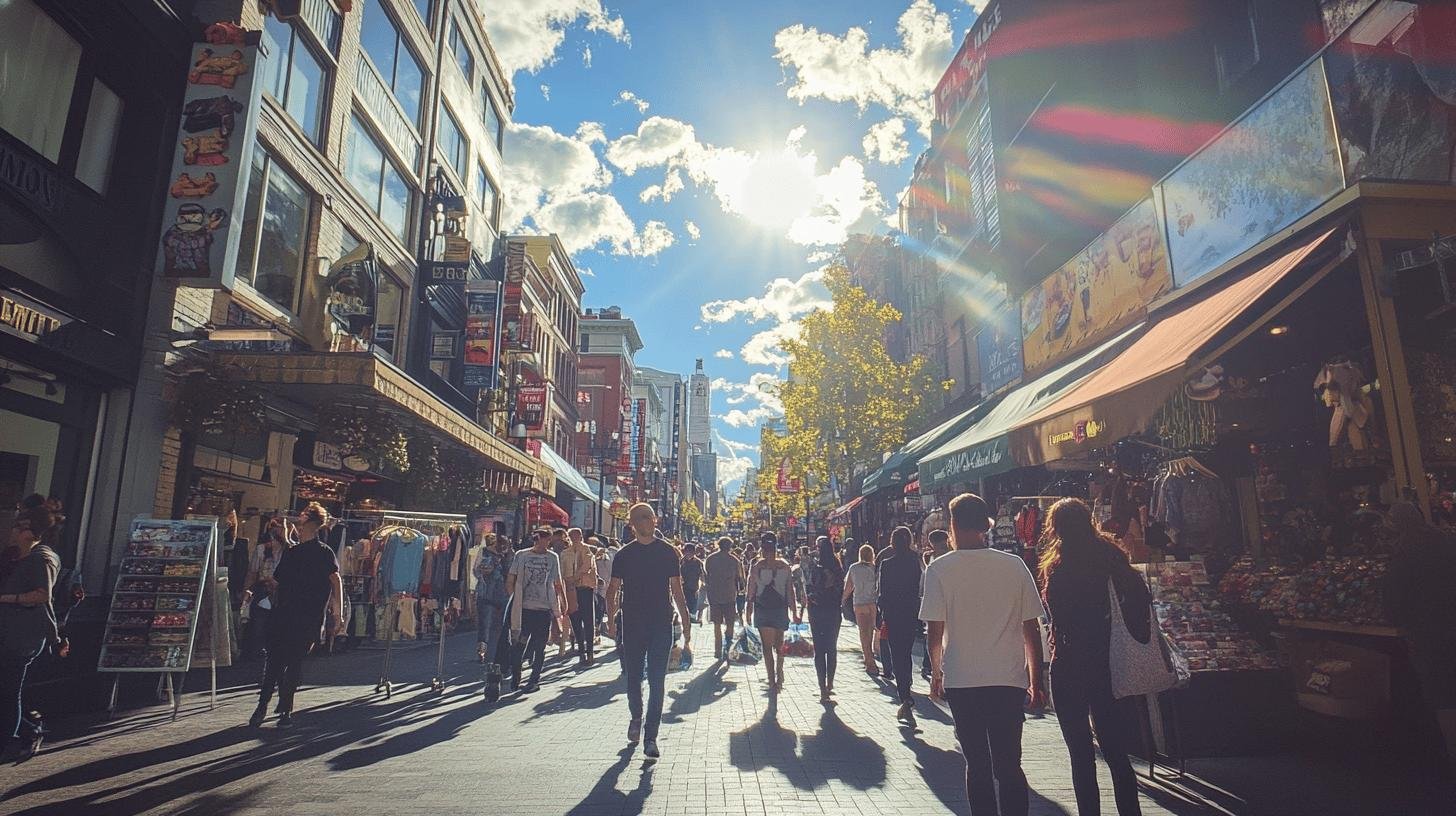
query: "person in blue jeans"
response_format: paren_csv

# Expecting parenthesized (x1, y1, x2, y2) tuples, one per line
(0, 504, 60, 761)
(605, 503, 692, 759)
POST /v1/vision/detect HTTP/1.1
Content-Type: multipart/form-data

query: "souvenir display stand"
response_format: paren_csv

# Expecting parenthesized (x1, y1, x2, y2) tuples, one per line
(98, 518, 221, 721)
(342, 508, 469, 697)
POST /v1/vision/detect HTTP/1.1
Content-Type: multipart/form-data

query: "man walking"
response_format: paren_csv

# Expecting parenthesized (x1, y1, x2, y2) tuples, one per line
(922, 493, 1047, 816)
(250, 502, 343, 728)
(680, 543, 705, 624)
(561, 527, 597, 667)
(703, 537, 741, 660)
(877, 526, 924, 725)
(606, 503, 692, 759)
(506, 529, 568, 693)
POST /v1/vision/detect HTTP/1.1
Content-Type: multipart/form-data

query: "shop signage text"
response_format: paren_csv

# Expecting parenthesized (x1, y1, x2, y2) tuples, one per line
(0, 291, 68, 342)
(1048, 419, 1104, 446)
(515, 384, 548, 437)
(425, 261, 469, 286)
(930, 436, 1009, 485)
(0, 142, 59, 212)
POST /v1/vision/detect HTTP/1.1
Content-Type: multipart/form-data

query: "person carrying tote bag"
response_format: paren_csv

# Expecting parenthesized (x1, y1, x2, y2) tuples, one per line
(1040, 498, 1156, 816)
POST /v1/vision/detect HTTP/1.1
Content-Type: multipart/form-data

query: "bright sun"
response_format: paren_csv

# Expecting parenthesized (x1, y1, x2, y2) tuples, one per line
(736, 151, 819, 230)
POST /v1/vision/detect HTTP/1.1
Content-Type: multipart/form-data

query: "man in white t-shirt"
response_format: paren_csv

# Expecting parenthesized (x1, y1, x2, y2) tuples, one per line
(921, 493, 1047, 816)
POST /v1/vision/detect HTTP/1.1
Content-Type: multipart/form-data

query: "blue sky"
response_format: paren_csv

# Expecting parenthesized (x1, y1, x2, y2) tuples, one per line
(483, 0, 986, 495)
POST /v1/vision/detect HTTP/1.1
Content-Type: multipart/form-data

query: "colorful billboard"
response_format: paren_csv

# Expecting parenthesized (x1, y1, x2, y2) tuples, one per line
(515, 384, 548, 437)
(1020, 197, 1171, 373)
(975, 306, 1022, 396)
(1160, 61, 1342, 287)
(463, 282, 499, 390)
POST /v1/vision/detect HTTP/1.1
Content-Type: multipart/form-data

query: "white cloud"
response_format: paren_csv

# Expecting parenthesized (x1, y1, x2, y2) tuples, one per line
(539, 84, 551, 101)
(863, 118, 910, 165)
(581, 46, 593, 67)
(806, 249, 835, 263)
(722, 405, 783, 428)
(700, 269, 830, 325)
(714, 432, 757, 488)
(712, 373, 784, 410)
(575, 121, 606, 145)
(685, 220, 702, 241)
(605, 118, 885, 247)
(713, 348, 734, 359)
(772, 0, 952, 137)
(616, 90, 651, 114)
(502, 122, 667, 257)
(740, 321, 802, 367)
(481, 0, 628, 82)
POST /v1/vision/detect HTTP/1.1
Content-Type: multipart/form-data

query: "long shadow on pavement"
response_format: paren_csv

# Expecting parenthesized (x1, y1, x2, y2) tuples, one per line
(798, 706, 888, 790)
(900, 729, 1073, 816)
(662, 661, 737, 724)
(565, 746, 655, 816)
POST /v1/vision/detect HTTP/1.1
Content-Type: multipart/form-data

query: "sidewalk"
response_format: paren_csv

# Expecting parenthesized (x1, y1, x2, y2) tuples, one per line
(0, 627, 1450, 815)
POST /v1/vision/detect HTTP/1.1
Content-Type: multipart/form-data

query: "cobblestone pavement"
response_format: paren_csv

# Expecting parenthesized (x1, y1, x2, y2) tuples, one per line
(1, 629, 1450, 815)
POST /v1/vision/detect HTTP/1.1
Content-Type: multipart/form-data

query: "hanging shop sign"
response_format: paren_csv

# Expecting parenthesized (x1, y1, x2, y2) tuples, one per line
(1020, 197, 1171, 373)
(775, 456, 801, 494)
(1047, 418, 1105, 447)
(1160, 61, 1342, 287)
(462, 281, 500, 390)
(515, 384, 548, 437)
(975, 305, 1022, 396)
(311, 440, 344, 471)
(156, 23, 263, 289)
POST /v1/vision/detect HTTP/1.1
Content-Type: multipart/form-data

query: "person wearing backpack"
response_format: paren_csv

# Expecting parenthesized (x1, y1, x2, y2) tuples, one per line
(746, 532, 800, 691)
(1038, 497, 1150, 816)
(803, 536, 845, 702)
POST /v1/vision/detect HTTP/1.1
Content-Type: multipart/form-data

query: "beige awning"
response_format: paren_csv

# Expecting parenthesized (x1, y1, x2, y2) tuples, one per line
(214, 351, 554, 494)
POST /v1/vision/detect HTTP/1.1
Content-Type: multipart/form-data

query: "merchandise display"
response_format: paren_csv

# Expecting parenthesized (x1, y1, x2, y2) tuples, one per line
(99, 519, 218, 672)
(1141, 560, 1280, 673)
(1219, 555, 1391, 626)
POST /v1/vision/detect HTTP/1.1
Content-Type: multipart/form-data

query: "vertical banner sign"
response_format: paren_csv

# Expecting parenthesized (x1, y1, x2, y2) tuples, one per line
(157, 23, 264, 290)
(515, 384, 548, 437)
(463, 281, 500, 390)
(975, 306, 1023, 396)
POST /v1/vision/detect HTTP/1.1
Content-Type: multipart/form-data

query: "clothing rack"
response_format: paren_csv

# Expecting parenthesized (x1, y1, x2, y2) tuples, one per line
(343, 509, 468, 696)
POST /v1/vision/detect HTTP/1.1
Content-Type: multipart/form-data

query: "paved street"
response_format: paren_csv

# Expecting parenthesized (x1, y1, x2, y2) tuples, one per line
(1, 629, 1449, 816)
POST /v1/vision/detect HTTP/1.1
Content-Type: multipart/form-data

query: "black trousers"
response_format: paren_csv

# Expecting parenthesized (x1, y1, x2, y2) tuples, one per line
(1051, 661, 1143, 816)
(571, 587, 595, 659)
(807, 607, 841, 690)
(258, 629, 314, 714)
(514, 608, 552, 687)
(944, 685, 1028, 816)
(884, 617, 918, 704)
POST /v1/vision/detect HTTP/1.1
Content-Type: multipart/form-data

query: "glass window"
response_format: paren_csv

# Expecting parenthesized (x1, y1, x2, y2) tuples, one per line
(438, 104, 467, 179)
(449, 18, 474, 81)
(236, 147, 312, 311)
(260, 15, 328, 144)
(375, 273, 403, 358)
(0, 0, 81, 162)
(75, 80, 124, 194)
(346, 115, 412, 245)
(481, 84, 503, 151)
(360, 0, 425, 127)
(475, 162, 496, 224)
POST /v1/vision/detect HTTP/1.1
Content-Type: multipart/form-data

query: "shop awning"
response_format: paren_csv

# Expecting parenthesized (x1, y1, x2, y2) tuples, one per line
(1009, 228, 1342, 467)
(527, 496, 570, 526)
(860, 392, 1006, 496)
(213, 351, 554, 494)
(826, 495, 864, 523)
(918, 325, 1144, 491)
(538, 442, 608, 508)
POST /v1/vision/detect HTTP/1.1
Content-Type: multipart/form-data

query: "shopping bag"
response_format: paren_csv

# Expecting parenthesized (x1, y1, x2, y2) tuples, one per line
(728, 624, 763, 663)
(1108, 579, 1180, 699)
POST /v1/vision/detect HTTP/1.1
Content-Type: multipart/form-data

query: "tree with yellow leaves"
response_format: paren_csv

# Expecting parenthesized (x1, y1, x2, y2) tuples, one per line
(763, 265, 938, 514)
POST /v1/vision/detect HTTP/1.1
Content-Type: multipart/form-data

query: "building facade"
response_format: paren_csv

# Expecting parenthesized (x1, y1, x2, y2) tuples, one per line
(574, 306, 642, 504)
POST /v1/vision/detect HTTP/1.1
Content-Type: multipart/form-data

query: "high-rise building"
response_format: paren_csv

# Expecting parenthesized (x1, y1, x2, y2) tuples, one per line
(635, 367, 687, 530)
(687, 358, 711, 455)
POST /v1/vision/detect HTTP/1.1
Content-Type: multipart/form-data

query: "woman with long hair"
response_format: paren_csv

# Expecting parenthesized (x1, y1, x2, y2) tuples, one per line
(747, 532, 799, 691)
(803, 535, 845, 701)
(0, 505, 60, 760)
(1039, 498, 1151, 816)
(842, 543, 879, 674)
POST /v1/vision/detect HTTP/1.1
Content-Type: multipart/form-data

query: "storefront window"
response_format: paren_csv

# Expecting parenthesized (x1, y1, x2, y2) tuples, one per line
(260, 14, 329, 146)
(236, 147, 313, 311)
(0, 0, 82, 162)
(346, 115, 412, 245)
(360, 0, 425, 127)
(0, 357, 92, 565)
(75, 79, 124, 195)
(376, 274, 404, 358)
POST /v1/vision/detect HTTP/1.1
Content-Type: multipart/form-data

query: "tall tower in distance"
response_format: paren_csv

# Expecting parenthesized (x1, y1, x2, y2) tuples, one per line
(688, 358, 711, 456)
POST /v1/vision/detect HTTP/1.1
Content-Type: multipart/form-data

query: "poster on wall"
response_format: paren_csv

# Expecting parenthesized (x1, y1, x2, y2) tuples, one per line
(156, 23, 264, 289)
(1160, 61, 1343, 288)
(463, 282, 499, 390)
(1020, 197, 1172, 373)
(975, 306, 1023, 395)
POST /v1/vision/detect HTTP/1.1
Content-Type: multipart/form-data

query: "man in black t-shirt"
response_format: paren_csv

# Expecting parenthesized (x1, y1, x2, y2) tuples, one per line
(680, 544, 704, 624)
(606, 503, 691, 759)
(251, 502, 342, 728)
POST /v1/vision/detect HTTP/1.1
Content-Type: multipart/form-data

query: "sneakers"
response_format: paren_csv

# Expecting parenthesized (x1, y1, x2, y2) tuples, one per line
(277, 712, 294, 729)
(627, 719, 642, 743)
(643, 740, 661, 758)
(896, 702, 915, 724)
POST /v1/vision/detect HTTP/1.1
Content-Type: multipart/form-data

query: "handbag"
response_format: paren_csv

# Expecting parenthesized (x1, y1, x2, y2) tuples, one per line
(842, 595, 856, 624)
(1107, 579, 1181, 699)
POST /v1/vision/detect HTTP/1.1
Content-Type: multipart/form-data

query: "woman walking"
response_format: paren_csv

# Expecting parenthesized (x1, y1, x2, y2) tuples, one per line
(1039, 498, 1150, 816)
(0, 505, 60, 760)
(747, 533, 799, 691)
(842, 544, 879, 674)
(240, 515, 290, 660)
(803, 535, 845, 702)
